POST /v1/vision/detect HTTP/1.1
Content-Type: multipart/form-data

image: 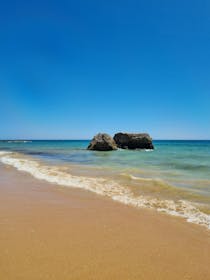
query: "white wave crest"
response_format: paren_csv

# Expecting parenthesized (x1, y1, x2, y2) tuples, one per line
(0, 151, 12, 156)
(0, 151, 209, 230)
(7, 140, 32, 143)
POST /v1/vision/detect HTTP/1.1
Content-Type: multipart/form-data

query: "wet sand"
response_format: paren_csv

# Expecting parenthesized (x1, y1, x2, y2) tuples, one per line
(0, 164, 209, 280)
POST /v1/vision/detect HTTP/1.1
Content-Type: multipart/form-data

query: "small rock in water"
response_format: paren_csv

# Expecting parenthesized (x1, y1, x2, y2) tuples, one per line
(114, 132, 154, 150)
(87, 133, 118, 151)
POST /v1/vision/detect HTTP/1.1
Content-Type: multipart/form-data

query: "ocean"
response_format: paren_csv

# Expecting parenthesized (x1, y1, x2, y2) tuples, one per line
(0, 140, 210, 229)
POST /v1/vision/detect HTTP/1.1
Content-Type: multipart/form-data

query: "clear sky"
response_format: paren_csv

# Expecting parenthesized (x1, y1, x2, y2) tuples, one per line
(0, 0, 209, 139)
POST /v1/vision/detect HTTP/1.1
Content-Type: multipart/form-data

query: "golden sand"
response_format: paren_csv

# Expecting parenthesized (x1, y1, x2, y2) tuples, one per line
(0, 164, 209, 280)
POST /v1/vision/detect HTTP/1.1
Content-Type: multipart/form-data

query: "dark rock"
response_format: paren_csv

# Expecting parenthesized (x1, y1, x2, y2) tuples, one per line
(87, 133, 117, 151)
(113, 132, 154, 150)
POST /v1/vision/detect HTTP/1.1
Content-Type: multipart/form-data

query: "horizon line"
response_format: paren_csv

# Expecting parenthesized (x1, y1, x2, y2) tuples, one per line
(0, 139, 210, 141)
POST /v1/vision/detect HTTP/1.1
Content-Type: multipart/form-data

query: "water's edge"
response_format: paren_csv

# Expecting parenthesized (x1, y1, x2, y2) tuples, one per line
(0, 151, 209, 230)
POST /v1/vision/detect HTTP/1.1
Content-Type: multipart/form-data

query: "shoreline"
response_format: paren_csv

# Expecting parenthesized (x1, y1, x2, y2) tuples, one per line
(0, 163, 210, 279)
(0, 150, 210, 230)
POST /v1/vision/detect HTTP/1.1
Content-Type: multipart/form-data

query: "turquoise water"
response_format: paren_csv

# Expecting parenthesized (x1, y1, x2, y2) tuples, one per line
(0, 140, 210, 228)
(0, 140, 209, 184)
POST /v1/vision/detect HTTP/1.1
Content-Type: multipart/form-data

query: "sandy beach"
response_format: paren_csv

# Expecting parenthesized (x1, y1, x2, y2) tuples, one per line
(0, 163, 209, 280)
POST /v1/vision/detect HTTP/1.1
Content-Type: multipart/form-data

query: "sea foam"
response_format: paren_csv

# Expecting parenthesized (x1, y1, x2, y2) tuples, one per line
(0, 151, 209, 230)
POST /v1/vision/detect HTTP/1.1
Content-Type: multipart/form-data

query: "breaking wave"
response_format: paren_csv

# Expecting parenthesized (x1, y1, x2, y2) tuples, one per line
(0, 151, 209, 230)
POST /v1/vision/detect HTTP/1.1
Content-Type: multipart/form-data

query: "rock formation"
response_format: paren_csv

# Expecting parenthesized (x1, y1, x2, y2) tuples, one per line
(87, 133, 118, 151)
(114, 132, 154, 150)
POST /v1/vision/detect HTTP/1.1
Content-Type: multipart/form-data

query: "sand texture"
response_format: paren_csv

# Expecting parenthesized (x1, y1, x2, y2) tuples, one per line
(0, 164, 209, 280)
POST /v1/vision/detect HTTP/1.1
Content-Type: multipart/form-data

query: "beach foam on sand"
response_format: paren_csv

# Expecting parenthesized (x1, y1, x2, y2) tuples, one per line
(0, 164, 209, 280)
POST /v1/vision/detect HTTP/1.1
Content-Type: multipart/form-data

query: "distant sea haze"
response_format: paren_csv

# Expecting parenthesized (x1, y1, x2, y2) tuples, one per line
(0, 140, 210, 229)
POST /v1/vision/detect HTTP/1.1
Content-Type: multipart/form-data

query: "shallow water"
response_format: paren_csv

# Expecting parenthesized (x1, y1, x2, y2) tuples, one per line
(0, 140, 210, 228)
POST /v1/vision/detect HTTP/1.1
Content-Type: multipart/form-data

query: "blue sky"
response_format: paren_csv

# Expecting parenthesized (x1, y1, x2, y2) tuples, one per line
(0, 0, 209, 139)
